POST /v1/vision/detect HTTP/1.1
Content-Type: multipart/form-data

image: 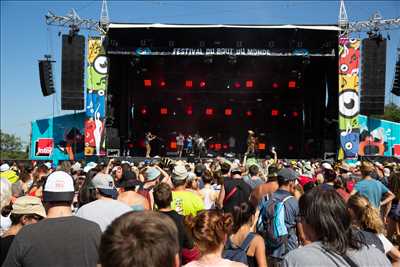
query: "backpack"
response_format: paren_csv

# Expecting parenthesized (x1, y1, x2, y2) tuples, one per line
(257, 195, 293, 254)
(223, 232, 256, 264)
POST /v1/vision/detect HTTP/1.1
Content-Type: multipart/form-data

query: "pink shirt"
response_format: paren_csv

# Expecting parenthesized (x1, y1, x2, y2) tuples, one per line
(184, 258, 246, 267)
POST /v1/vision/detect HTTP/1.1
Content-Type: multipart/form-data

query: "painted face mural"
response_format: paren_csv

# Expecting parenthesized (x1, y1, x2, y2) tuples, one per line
(338, 37, 360, 159)
(85, 38, 108, 156)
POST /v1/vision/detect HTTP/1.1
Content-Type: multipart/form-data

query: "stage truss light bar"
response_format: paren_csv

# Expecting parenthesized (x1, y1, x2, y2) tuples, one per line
(271, 109, 279, 116)
(245, 80, 253, 88)
(160, 108, 168, 115)
(288, 81, 296, 89)
(205, 108, 214, 116)
(199, 81, 206, 88)
(144, 79, 152, 87)
(185, 80, 193, 88)
(225, 108, 233, 116)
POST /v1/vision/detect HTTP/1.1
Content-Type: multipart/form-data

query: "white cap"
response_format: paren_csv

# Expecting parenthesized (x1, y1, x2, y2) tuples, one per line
(0, 163, 10, 172)
(71, 162, 82, 172)
(43, 171, 75, 202)
(44, 162, 52, 169)
(83, 162, 97, 173)
(321, 162, 333, 170)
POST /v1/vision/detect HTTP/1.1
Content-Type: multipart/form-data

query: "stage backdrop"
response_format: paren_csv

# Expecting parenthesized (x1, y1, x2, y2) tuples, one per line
(84, 37, 108, 156)
(358, 115, 400, 157)
(30, 112, 85, 163)
(338, 38, 361, 159)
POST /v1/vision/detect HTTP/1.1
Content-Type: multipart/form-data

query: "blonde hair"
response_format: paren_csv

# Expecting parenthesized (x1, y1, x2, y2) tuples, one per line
(347, 194, 385, 234)
(360, 161, 375, 177)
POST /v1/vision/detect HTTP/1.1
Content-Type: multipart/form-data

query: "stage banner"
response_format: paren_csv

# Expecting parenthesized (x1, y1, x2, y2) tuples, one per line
(359, 115, 400, 157)
(338, 38, 360, 159)
(85, 37, 108, 156)
(30, 113, 85, 163)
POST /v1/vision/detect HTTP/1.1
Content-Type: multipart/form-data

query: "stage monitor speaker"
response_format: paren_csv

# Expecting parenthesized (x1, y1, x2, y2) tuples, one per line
(38, 60, 55, 96)
(360, 38, 387, 115)
(391, 59, 400, 96)
(61, 34, 85, 110)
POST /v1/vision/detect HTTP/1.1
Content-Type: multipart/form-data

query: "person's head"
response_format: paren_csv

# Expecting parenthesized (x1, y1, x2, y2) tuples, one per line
(195, 164, 206, 177)
(230, 167, 242, 179)
(249, 165, 259, 177)
(299, 188, 361, 254)
(220, 162, 231, 175)
(185, 210, 233, 254)
(43, 171, 75, 209)
(10, 196, 46, 226)
(202, 169, 214, 185)
(171, 164, 188, 188)
(112, 166, 123, 180)
(277, 168, 298, 194)
(153, 183, 172, 209)
(100, 211, 179, 267)
(360, 161, 375, 177)
(144, 167, 161, 185)
(323, 169, 337, 183)
(267, 165, 279, 182)
(347, 194, 385, 234)
(90, 173, 118, 199)
(389, 172, 400, 200)
(232, 201, 256, 233)
(0, 178, 12, 211)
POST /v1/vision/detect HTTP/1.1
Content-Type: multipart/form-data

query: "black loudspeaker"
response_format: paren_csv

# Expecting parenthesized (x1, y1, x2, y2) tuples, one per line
(38, 60, 55, 96)
(360, 38, 387, 115)
(391, 57, 400, 96)
(61, 34, 85, 110)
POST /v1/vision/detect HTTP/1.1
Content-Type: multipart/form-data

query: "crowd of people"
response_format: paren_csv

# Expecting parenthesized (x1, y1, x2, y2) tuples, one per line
(0, 155, 399, 266)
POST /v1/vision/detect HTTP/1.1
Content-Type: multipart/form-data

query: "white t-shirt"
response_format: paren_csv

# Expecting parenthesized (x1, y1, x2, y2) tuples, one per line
(176, 136, 185, 146)
(377, 234, 394, 254)
(0, 214, 11, 236)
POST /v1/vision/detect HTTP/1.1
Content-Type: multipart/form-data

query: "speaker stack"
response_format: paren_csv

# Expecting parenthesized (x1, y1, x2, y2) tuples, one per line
(38, 57, 55, 96)
(61, 34, 85, 110)
(360, 38, 387, 115)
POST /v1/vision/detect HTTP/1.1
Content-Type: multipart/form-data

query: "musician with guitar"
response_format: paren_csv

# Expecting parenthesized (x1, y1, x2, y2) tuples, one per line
(145, 132, 157, 158)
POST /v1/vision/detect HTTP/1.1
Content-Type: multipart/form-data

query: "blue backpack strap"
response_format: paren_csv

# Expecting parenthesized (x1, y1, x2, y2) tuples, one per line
(240, 232, 256, 251)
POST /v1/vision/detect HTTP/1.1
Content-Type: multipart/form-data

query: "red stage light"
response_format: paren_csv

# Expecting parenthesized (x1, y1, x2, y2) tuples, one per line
(209, 144, 215, 149)
(288, 80, 296, 88)
(186, 106, 193, 115)
(160, 108, 168, 115)
(141, 107, 148, 115)
(160, 80, 166, 87)
(170, 141, 177, 149)
(288, 145, 294, 151)
(271, 109, 279, 116)
(215, 143, 222, 150)
(234, 81, 241, 88)
(225, 108, 232, 116)
(246, 111, 253, 117)
(205, 108, 214, 116)
(292, 111, 299, 117)
(185, 80, 193, 88)
(258, 143, 266, 150)
(245, 80, 253, 88)
(272, 82, 279, 89)
(223, 144, 228, 149)
(199, 81, 206, 88)
(144, 80, 152, 87)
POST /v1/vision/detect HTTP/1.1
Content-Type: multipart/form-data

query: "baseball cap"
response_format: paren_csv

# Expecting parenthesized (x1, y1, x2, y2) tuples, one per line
(0, 163, 10, 172)
(321, 162, 333, 170)
(44, 162, 52, 169)
(71, 162, 82, 172)
(43, 171, 75, 202)
(231, 167, 242, 175)
(172, 164, 189, 181)
(277, 168, 298, 183)
(144, 167, 161, 182)
(83, 162, 97, 173)
(12, 196, 46, 218)
(91, 173, 118, 198)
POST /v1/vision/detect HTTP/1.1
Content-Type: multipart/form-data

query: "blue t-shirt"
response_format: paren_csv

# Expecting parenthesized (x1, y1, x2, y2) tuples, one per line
(355, 179, 389, 208)
(269, 189, 299, 258)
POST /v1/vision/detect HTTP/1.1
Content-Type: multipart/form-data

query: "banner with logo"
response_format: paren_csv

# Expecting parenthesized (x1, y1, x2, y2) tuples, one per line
(338, 38, 361, 159)
(30, 113, 85, 162)
(84, 37, 108, 156)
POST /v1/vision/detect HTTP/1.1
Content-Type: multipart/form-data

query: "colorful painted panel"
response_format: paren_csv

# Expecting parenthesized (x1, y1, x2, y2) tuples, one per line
(30, 113, 85, 164)
(338, 38, 361, 159)
(359, 115, 400, 157)
(85, 37, 108, 156)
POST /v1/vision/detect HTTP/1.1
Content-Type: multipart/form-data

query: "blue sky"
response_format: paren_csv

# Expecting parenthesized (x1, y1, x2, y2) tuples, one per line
(1, 0, 400, 144)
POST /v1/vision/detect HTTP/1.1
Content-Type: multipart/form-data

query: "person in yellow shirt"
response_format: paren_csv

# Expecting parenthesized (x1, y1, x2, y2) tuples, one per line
(171, 164, 204, 216)
(0, 163, 19, 184)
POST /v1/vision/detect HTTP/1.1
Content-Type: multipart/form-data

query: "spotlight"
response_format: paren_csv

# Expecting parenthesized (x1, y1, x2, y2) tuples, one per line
(272, 82, 279, 89)
(186, 106, 193, 115)
(140, 107, 148, 115)
(292, 111, 299, 117)
(234, 82, 241, 89)
(185, 80, 193, 88)
(160, 108, 168, 115)
(170, 141, 177, 149)
(215, 144, 222, 150)
(199, 81, 206, 88)
(258, 143, 266, 150)
(160, 80, 166, 87)
(245, 80, 253, 88)
(245, 111, 253, 117)
(271, 109, 279, 116)
(205, 108, 214, 116)
(144, 80, 152, 87)
(225, 108, 232, 116)
(288, 80, 296, 89)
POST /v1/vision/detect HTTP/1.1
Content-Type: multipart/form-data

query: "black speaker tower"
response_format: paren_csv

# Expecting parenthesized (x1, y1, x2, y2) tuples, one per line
(61, 34, 85, 110)
(391, 53, 400, 96)
(360, 37, 387, 115)
(38, 57, 55, 96)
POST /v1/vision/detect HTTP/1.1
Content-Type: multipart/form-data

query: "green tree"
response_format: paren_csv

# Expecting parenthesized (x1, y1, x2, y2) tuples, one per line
(0, 131, 28, 159)
(375, 103, 400, 122)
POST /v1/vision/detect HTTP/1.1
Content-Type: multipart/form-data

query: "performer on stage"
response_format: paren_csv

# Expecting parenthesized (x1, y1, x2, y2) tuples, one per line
(145, 132, 156, 158)
(246, 130, 257, 155)
(176, 133, 185, 158)
(186, 135, 193, 155)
